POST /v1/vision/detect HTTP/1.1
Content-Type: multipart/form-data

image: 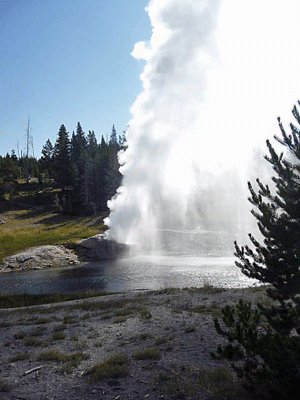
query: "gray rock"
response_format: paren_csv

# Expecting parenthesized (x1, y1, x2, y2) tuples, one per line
(0, 235, 138, 272)
(76, 234, 137, 260)
(1, 245, 79, 271)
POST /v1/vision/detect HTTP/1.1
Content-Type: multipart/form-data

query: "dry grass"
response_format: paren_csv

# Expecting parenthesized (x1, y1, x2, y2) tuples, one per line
(37, 349, 89, 373)
(132, 347, 161, 360)
(0, 290, 110, 309)
(86, 353, 130, 381)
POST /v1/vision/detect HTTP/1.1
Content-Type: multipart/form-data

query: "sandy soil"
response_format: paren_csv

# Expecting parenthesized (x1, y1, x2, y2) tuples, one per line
(0, 287, 267, 400)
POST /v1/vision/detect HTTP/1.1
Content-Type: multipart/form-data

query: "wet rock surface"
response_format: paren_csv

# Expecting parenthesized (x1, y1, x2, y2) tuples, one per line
(75, 234, 134, 261)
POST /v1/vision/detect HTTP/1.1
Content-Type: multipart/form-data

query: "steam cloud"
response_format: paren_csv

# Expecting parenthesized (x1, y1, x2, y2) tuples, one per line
(105, 0, 300, 251)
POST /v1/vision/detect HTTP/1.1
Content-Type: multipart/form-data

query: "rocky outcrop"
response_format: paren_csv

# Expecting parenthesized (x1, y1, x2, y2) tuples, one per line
(1, 245, 80, 272)
(75, 234, 135, 260)
(0, 235, 137, 272)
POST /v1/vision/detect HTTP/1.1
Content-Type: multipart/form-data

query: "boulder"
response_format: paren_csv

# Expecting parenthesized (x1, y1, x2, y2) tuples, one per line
(76, 234, 135, 260)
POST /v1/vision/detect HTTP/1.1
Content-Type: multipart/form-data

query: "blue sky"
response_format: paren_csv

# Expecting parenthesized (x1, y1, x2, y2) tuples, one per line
(0, 0, 150, 157)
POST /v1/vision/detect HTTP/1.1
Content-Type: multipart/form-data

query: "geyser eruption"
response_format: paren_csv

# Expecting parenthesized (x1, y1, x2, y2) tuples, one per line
(105, 0, 300, 253)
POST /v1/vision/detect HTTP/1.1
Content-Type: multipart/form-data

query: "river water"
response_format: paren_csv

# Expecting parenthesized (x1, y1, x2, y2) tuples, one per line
(0, 255, 257, 295)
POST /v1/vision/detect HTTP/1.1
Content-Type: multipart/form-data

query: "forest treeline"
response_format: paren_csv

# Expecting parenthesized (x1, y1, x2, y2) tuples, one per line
(0, 122, 125, 215)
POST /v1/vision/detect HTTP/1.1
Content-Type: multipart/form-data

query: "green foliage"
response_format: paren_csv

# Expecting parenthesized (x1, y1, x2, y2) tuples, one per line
(40, 139, 54, 180)
(213, 299, 300, 399)
(51, 123, 123, 214)
(1, 121, 124, 215)
(214, 103, 300, 399)
(53, 124, 72, 190)
(139, 308, 152, 319)
(234, 107, 300, 301)
(0, 154, 20, 199)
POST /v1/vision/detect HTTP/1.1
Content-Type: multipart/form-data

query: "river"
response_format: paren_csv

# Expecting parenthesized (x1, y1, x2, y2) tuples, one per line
(0, 255, 257, 295)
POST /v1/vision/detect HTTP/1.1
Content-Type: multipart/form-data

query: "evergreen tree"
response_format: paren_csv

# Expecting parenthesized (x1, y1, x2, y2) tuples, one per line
(17, 155, 39, 181)
(11, 149, 18, 164)
(119, 129, 127, 150)
(97, 135, 110, 210)
(213, 103, 300, 399)
(40, 139, 54, 180)
(69, 123, 88, 213)
(235, 106, 300, 301)
(0, 154, 20, 199)
(106, 125, 122, 201)
(87, 130, 98, 157)
(71, 122, 87, 178)
(80, 130, 98, 214)
(53, 124, 71, 190)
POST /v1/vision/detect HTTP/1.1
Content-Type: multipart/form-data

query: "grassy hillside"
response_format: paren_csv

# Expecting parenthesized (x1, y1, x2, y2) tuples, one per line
(0, 182, 107, 264)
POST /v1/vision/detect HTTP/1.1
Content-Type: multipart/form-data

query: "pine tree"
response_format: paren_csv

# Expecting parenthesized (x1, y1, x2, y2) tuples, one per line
(213, 103, 300, 399)
(106, 125, 122, 201)
(71, 122, 87, 178)
(97, 135, 110, 210)
(69, 123, 88, 213)
(109, 124, 118, 146)
(53, 124, 71, 190)
(0, 154, 20, 199)
(40, 139, 54, 180)
(235, 104, 300, 301)
(80, 130, 98, 214)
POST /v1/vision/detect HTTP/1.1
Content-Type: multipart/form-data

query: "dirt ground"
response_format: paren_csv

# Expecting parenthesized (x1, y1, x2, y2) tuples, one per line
(0, 287, 267, 400)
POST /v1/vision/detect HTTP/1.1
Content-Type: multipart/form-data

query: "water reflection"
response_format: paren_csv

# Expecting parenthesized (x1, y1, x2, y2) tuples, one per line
(0, 255, 258, 295)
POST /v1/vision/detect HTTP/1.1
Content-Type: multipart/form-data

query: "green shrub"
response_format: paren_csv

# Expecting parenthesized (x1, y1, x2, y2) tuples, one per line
(213, 298, 300, 399)
(139, 308, 152, 320)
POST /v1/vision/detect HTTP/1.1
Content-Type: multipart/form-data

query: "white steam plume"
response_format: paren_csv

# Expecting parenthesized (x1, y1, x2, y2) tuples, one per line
(105, 0, 300, 250)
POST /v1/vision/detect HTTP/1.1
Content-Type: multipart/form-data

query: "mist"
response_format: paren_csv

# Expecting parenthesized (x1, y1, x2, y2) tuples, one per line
(104, 0, 300, 253)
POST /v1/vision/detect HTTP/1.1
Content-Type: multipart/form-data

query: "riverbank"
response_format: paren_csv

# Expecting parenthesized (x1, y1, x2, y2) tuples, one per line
(0, 287, 266, 400)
